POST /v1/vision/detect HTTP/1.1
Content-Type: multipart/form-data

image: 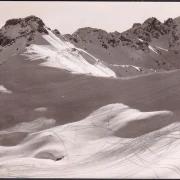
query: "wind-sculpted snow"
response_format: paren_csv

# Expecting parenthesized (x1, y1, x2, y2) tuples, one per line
(22, 29, 116, 78)
(0, 117, 56, 134)
(1, 54, 180, 178)
(0, 103, 180, 178)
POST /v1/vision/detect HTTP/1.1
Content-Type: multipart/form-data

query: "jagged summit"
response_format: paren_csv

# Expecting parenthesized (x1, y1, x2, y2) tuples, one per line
(65, 27, 123, 50)
(143, 17, 161, 25)
(0, 15, 50, 49)
(3, 15, 48, 35)
(5, 15, 43, 27)
(64, 15, 180, 73)
(72, 27, 109, 36)
(164, 18, 174, 26)
(132, 23, 141, 28)
(52, 29, 61, 35)
(1, 14, 180, 75)
(120, 16, 170, 43)
(66, 16, 170, 50)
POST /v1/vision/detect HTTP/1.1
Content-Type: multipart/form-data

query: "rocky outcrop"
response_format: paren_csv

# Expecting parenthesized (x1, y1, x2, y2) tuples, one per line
(5, 18, 22, 27)
(122, 17, 170, 45)
(164, 18, 174, 26)
(64, 17, 172, 52)
(132, 23, 141, 28)
(0, 15, 48, 47)
(63, 16, 180, 72)
(53, 29, 60, 34)
(142, 17, 168, 36)
(65, 26, 150, 52)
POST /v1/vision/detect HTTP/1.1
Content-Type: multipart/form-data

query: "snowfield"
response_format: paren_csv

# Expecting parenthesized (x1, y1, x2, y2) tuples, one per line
(0, 85, 12, 94)
(0, 103, 180, 178)
(22, 29, 116, 78)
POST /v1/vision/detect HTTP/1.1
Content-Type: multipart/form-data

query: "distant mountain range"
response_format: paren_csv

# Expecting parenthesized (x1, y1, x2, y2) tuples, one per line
(1, 15, 180, 77)
(65, 16, 180, 76)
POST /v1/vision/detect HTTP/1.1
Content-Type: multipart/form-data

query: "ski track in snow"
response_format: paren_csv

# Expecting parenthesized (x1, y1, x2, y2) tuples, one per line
(0, 103, 179, 178)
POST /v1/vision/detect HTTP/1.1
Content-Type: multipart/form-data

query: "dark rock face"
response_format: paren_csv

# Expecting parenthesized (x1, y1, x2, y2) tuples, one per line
(65, 27, 147, 51)
(5, 18, 22, 27)
(0, 35, 15, 47)
(53, 29, 60, 34)
(0, 15, 49, 47)
(132, 23, 141, 28)
(164, 18, 174, 26)
(65, 17, 177, 53)
(37, 26, 48, 34)
(65, 27, 124, 49)
(24, 16, 48, 34)
(120, 16, 171, 49)
(135, 40, 148, 50)
(65, 16, 174, 52)
(5, 15, 46, 30)
(142, 17, 168, 37)
(143, 17, 159, 25)
(119, 35, 132, 42)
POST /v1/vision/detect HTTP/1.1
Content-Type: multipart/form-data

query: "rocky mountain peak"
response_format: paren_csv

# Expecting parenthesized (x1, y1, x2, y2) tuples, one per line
(3, 15, 48, 34)
(164, 18, 174, 26)
(0, 15, 49, 48)
(53, 29, 61, 35)
(73, 27, 108, 37)
(4, 15, 43, 27)
(143, 17, 161, 25)
(128, 17, 169, 41)
(65, 27, 123, 49)
(132, 23, 141, 28)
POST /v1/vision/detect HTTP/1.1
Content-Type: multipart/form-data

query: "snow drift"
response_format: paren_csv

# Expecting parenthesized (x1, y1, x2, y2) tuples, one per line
(0, 103, 179, 178)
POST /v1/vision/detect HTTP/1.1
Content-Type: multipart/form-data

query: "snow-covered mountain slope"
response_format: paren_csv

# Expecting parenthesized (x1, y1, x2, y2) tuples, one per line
(1, 15, 175, 78)
(1, 15, 180, 78)
(23, 28, 116, 77)
(0, 16, 49, 64)
(0, 16, 116, 78)
(64, 17, 180, 75)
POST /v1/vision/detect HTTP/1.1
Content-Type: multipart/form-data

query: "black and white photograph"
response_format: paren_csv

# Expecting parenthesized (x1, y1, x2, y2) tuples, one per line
(1, 1, 180, 178)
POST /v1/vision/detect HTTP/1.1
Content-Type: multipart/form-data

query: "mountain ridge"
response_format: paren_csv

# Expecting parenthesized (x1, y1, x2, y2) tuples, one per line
(63, 15, 180, 76)
(1, 15, 180, 77)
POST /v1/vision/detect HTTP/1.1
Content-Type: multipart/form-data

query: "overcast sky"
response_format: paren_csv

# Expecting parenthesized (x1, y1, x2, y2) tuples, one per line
(1, 2, 180, 34)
